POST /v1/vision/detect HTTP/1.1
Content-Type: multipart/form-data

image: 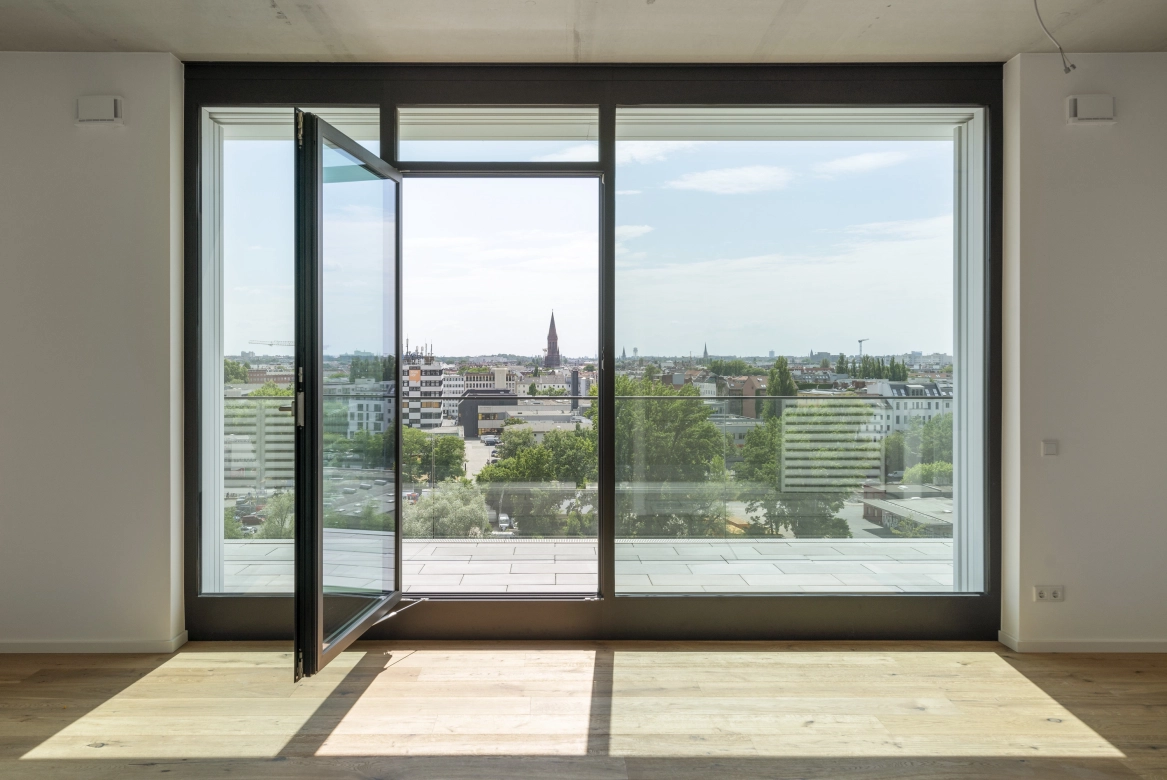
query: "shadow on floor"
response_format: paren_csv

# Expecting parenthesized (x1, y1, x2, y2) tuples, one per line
(4, 641, 1165, 779)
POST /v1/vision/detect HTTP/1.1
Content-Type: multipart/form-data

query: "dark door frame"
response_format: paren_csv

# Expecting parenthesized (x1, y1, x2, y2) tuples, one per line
(183, 63, 1003, 641)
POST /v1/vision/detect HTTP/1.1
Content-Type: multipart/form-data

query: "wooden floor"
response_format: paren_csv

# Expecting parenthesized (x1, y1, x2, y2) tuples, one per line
(2, 641, 1166, 779)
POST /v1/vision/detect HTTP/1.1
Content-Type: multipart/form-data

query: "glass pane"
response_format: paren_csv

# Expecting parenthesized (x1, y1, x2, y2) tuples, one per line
(400, 178, 599, 594)
(398, 107, 598, 162)
(201, 107, 378, 595)
(614, 107, 965, 594)
(321, 136, 397, 643)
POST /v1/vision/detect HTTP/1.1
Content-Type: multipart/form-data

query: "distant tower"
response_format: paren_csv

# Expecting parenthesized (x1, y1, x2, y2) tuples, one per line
(703, 343, 709, 360)
(544, 311, 561, 368)
(621, 347, 626, 359)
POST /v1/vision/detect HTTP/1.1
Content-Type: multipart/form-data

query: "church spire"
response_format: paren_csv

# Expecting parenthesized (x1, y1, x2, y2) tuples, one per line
(703, 343, 708, 360)
(544, 311, 561, 367)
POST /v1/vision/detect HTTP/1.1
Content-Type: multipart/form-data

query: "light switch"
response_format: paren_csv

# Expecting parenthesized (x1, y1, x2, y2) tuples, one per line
(1041, 439, 1059, 457)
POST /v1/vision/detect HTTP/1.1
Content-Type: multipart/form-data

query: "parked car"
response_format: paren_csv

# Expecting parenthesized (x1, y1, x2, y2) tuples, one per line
(373, 479, 388, 486)
(359, 483, 372, 490)
(342, 487, 357, 495)
(497, 513, 511, 530)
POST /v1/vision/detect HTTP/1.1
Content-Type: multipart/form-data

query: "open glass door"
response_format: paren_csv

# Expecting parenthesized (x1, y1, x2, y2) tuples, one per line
(293, 109, 402, 680)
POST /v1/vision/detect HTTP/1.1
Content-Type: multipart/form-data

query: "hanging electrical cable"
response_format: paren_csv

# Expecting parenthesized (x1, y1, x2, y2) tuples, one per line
(1033, 0, 1077, 73)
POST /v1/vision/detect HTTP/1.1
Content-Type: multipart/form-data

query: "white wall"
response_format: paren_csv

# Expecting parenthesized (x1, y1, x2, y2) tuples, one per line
(0, 53, 185, 652)
(1002, 53, 1167, 651)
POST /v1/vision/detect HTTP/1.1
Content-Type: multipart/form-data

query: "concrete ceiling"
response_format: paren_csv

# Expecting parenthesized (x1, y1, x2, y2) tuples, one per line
(0, 0, 1165, 63)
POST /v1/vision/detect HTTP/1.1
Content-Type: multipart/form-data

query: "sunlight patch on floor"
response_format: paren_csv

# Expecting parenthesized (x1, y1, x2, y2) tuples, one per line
(20, 645, 1123, 761)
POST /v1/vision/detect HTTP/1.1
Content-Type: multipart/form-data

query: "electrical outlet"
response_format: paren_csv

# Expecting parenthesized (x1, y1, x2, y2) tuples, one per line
(1034, 585, 1065, 602)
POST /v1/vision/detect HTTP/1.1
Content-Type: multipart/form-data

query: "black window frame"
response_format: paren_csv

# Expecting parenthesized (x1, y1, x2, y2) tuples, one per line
(184, 63, 1002, 641)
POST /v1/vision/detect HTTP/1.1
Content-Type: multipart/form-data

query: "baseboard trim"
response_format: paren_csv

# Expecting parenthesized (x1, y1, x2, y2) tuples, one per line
(999, 630, 1167, 653)
(0, 631, 188, 654)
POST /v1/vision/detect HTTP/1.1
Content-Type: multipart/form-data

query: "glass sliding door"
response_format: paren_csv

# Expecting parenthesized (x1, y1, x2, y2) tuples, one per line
(294, 110, 403, 680)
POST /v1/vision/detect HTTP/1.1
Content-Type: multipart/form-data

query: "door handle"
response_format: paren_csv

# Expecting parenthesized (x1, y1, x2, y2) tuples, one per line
(279, 391, 306, 427)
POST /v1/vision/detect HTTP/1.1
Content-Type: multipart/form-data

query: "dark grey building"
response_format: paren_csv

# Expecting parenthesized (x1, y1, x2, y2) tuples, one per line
(457, 389, 517, 439)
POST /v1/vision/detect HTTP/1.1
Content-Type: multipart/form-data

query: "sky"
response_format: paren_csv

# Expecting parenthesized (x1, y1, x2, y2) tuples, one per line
(222, 136, 954, 361)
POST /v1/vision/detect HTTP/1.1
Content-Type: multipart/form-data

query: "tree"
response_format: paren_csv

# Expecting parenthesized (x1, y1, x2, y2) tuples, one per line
(477, 425, 597, 537)
(903, 461, 953, 486)
(251, 380, 293, 397)
(401, 427, 465, 483)
(735, 402, 866, 539)
(224, 358, 250, 384)
(610, 375, 727, 537)
(708, 358, 764, 377)
(497, 424, 536, 461)
(643, 363, 659, 382)
(256, 491, 295, 539)
(349, 355, 395, 383)
(764, 357, 798, 420)
(819, 357, 831, 369)
(542, 426, 597, 489)
(835, 353, 848, 375)
(402, 479, 491, 538)
(885, 412, 953, 480)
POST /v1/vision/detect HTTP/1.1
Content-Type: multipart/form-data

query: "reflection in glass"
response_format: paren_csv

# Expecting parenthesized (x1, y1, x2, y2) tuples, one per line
(320, 140, 397, 642)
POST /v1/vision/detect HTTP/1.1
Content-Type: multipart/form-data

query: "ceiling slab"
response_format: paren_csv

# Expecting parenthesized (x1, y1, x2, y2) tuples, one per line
(0, 0, 1164, 62)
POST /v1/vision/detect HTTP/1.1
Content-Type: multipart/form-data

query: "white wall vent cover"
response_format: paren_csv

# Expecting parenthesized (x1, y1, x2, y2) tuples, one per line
(1067, 94, 1116, 124)
(76, 95, 124, 125)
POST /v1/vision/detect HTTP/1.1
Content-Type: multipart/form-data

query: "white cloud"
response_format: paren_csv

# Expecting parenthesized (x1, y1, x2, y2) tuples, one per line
(844, 215, 951, 240)
(664, 165, 793, 195)
(615, 225, 653, 241)
(616, 189, 642, 195)
(615, 225, 652, 259)
(615, 141, 701, 164)
(615, 214, 955, 356)
(814, 151, 910, 177)
(532, 143, 599, 162)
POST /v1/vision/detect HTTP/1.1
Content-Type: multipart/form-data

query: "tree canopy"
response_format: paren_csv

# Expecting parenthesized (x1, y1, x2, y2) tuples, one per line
(735, 403, 860, 538)
(707, 358, 765, 377)
(224, 358, 249, 384)
(250, 381, 293, 397)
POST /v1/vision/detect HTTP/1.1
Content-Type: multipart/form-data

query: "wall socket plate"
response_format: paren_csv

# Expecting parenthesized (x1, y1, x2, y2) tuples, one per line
(1034, 585, 1065, 602)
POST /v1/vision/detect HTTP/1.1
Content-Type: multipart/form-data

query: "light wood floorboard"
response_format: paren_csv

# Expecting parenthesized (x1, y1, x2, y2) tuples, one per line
(1, 641, 1164, 778)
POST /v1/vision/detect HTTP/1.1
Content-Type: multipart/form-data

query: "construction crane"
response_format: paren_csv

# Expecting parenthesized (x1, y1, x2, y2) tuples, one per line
(249, 339, 294, 347)
(858, 338, 869, 358)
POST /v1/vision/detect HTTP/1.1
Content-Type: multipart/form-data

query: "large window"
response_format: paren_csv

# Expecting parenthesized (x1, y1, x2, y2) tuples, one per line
(613, 108, 985, 594)
(189, 68, 996, 641)
(199, 107, 380, 594)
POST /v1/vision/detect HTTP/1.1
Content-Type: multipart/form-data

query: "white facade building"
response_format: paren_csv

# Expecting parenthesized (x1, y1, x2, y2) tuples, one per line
(863, 380, 953, 432)
(323, 380, 395, 438)
(440, 371, 464, 418)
